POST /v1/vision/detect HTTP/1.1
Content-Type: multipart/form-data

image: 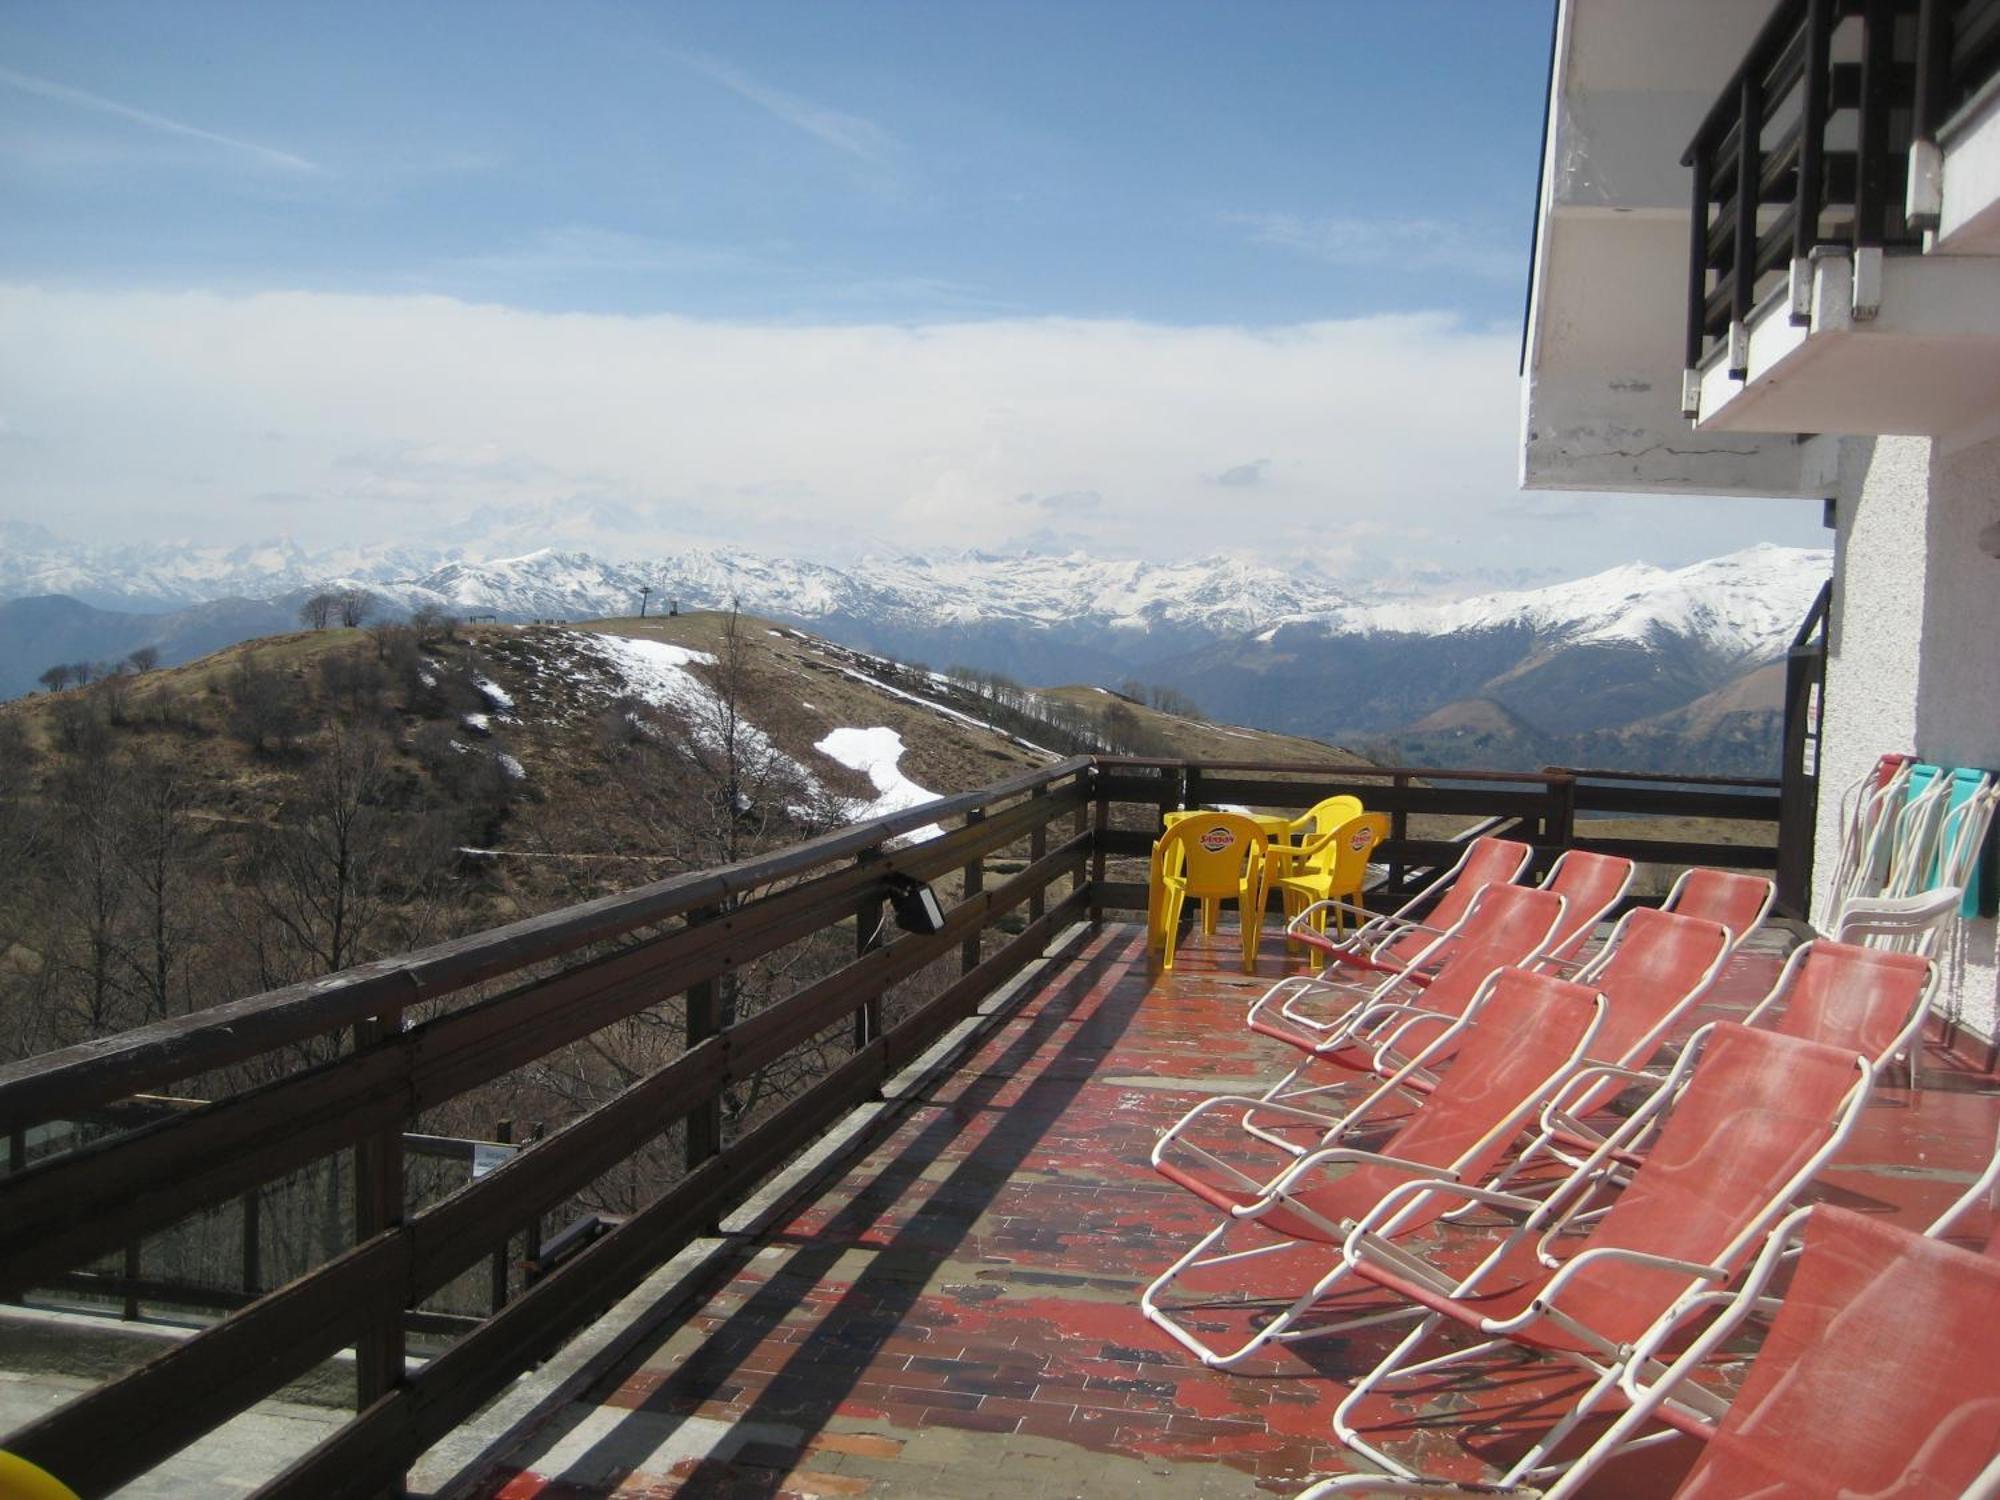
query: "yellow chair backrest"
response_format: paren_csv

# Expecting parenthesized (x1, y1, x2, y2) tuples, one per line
(1289, 794, 1364, 842)
(1159, 813, 1268, 896)
(1320, 812, 1390, 893)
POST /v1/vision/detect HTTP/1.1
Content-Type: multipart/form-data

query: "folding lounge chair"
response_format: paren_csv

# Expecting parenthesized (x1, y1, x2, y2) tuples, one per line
(1298, 1203, 2000, 1499)
(1325, 1023, 1871, 1481)
(1242, 883, 1569, 1140)
(1823, 752, 1913, 919)
(1483, 908, 1730, 1187)
(1263, 879, 1566, 1045)
(1743, 937, 1937, 1087)
(1141, 968, 1606, 1369)
(1532, 850, 1635, 965)
(1657, 866, 1774, 953)
(1289, 836, 1533, 981)
(1530, 935, 1929, 1193)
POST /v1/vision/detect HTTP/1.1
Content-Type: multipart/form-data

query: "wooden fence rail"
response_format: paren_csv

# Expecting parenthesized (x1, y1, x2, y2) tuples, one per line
(0, 753, 1784, 1498)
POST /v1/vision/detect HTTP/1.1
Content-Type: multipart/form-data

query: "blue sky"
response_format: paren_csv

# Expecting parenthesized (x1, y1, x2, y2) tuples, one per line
(0, 2, 1826, 578)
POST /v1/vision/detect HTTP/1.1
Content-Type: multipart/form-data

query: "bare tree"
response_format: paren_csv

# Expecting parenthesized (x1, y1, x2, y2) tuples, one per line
(126, 645, 161, 674)
(247, 725, 395, 975)
(299, 592, 339, 631)
(113, 752, 198, 1021)
(226, 657, 307, 754)
(409, 603, 456, 643)
(37, 664, 73, 693)
(336, 589, 374, 629)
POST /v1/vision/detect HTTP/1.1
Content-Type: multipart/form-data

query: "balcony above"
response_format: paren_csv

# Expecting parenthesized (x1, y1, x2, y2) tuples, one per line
(1684, 0, 2000, 442)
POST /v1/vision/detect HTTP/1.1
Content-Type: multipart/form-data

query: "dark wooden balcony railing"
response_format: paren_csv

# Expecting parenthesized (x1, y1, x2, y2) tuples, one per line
(1681, 0, 2000, 409)
(0, 756, 1781, 1499)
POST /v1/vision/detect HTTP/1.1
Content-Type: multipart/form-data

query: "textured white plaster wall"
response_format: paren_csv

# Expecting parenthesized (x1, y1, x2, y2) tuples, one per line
(1813, 434, 2000, 1045)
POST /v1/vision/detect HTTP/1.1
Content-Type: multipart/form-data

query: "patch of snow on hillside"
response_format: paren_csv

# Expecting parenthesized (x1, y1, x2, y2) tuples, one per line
(496, 753, 526, 781)
(474, 676, 515, 712)
(585, 635, 719, 722)
(816, 727, 945, 843)
(461, 712, 490, 735)
(584, 632, 824, 803)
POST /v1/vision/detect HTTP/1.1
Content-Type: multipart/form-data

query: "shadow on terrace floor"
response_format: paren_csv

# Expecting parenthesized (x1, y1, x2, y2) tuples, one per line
(464, 918, 2000, 1500)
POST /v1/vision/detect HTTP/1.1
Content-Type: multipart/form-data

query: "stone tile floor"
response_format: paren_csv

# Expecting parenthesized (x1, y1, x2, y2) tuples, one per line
(467, 920, 2000, 1499)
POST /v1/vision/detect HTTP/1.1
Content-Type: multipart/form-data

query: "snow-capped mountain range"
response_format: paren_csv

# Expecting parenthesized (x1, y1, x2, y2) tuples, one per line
(0, 523, 1831, 773)
(0, 519, 1827, 669)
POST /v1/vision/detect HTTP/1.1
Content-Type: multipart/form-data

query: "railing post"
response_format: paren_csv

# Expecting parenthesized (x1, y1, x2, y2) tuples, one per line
(1728, 67, 1763, 376)
(353, 1001, 406, 1414)
(1072, 772, 1091, 908)
(685, 906, 724, 1168)
(1855, 0, 1895, 301)
(1792, 0, 1833, 320)
(489, 1121, 513, 1315)
(1684, 140, 1713, 414)
(1908, 0, 1949, 227)
(854, 855, 884, 1048)
(1028, 785, 1048, 924)
(961, 809, 986, 975)
(1388, 772, 1410, 894)
(1546, 770, 1578, 864)
(1089, 772, 1109, 928)
(523, 1122, 546, 1284)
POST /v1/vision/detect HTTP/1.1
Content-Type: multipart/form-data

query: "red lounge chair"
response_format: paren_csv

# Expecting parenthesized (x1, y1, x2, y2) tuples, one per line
(1326, 1023, 1870, 1482)
(1240, 883, 1568, 1144)
(1288, 835, 1534, 980)
(1299, 1204, 2000, 1499)
(1478, 908, 1732, 1190)
(1534, 850, 1635, 965)
(1743, 937, 1937, 1087)
(1141, 968, 1605, 1369)
(1657, 866, 1774, 953)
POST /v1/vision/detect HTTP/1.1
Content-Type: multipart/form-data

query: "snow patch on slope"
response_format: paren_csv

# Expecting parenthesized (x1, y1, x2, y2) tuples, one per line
(815, 727, 944, 843)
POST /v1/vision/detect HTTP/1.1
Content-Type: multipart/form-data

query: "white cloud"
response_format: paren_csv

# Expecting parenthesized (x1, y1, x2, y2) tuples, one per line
(0, 283, 1819, 574)
(1229, 211, 1518, 281)
(0, 65, 318, 174)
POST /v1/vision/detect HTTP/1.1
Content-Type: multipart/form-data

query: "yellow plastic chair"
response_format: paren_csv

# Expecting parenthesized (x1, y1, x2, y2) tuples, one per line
(0, 1452, 80, 1500)
(1269, 811, 1390, 963)
(1146, 810, 1201, 953)
(1265, 794, 1365, 888)
(1288, 794, 1365, 844)
(1155, 812, 1271, 973)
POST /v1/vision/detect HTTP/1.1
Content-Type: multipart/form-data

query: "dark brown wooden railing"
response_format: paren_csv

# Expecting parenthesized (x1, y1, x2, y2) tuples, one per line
(1087, 759, 1779, 921)
(0, 754, 1783, 1498)
(1681, 0, 2000, 405)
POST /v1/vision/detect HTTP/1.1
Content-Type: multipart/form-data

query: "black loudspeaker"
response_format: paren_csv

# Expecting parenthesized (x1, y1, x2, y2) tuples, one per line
(886, 874, 946, 935)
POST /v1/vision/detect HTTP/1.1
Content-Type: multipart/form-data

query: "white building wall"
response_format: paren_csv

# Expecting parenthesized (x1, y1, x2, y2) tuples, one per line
(1813, 434, 2000, 1046)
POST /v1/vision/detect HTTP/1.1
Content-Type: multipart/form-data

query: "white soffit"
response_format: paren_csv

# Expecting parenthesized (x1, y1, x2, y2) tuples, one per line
(1523, 0, 1821, 497)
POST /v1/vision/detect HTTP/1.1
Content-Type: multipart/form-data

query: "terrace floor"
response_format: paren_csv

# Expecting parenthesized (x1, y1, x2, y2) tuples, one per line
(459, 919, 2000, 1500)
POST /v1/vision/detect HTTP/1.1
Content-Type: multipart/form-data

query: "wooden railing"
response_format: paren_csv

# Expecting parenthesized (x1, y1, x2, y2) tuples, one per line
(0, 758, 1096, 1499)
(0, 754, 1784, 1498)
(1680, 0, 2000, 405)
(1087, 758, 1779, 919)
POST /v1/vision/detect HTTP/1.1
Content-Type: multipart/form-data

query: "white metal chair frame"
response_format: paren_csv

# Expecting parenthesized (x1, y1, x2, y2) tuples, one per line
(1324, 1026, 1874, 1484)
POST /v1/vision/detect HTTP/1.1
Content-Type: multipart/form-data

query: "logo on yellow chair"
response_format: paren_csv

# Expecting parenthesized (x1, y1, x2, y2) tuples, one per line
(1350, 828, 1375, 851)
(1198, 825, 1235, 853)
